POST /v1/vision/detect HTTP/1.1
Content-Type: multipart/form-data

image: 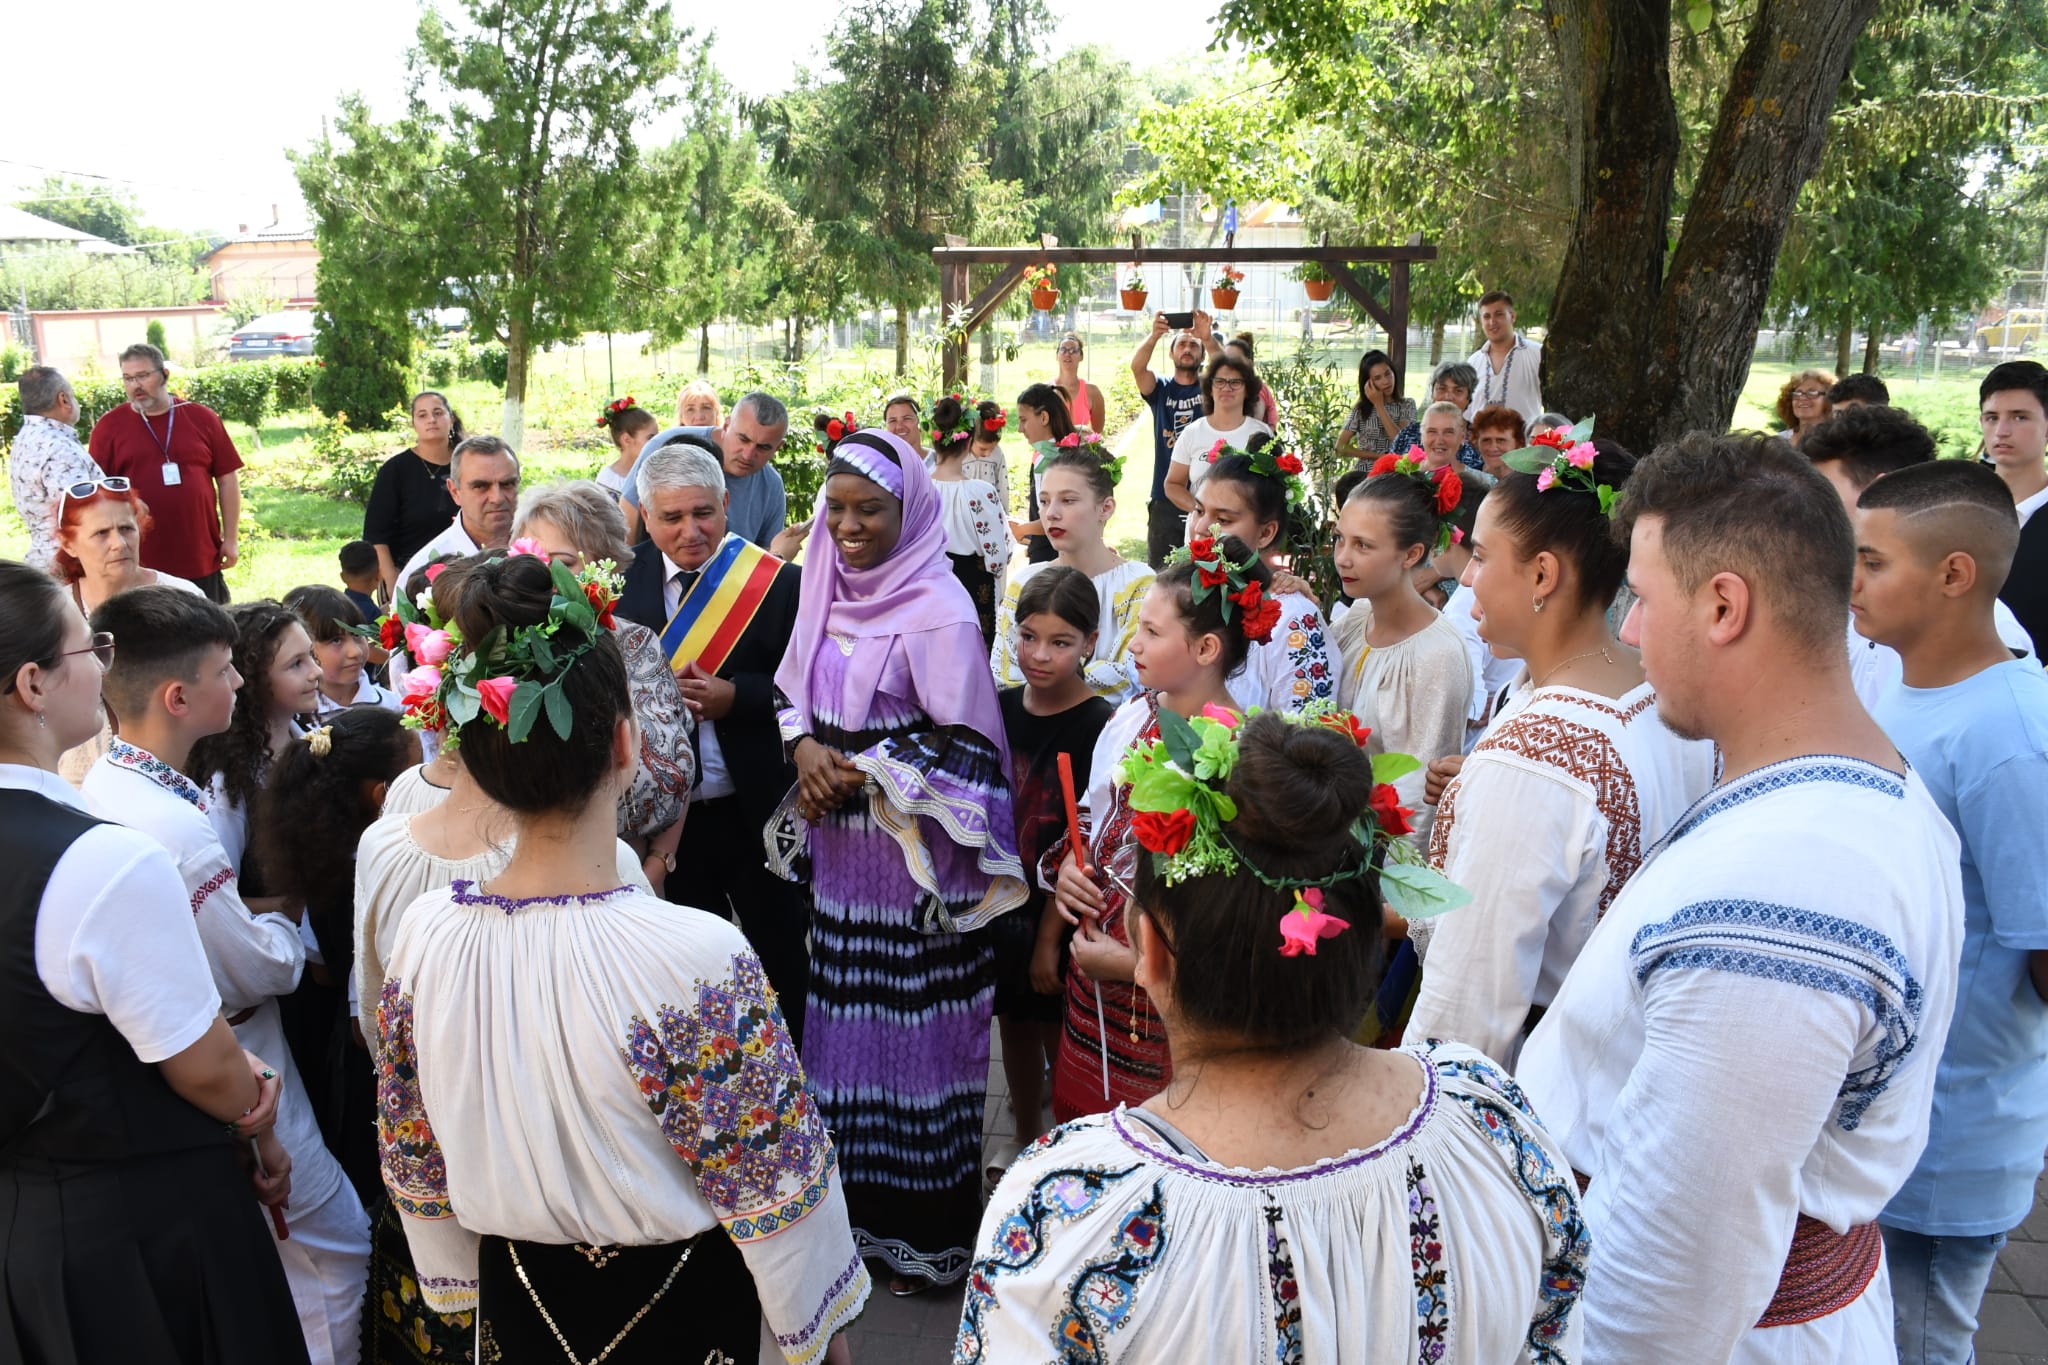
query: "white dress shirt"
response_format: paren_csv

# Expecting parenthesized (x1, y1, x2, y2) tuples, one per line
(1464, 336, 1545, 424)
(665, 551, 736, 800)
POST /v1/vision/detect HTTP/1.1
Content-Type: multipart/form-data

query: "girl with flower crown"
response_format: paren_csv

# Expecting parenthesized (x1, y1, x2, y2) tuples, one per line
(1046, 537, 1273, 1125)
(925, 393, 1010, 643)
(964, 709, 1587, 1363)
(990, 443, 1156, 703)
(1186, 443, 1335, 714)
(1408, 434, 1717, 1068)
(1330, 458, 1474, 847)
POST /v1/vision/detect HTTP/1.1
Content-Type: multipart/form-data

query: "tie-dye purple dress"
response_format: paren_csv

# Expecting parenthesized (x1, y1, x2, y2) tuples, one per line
(772, 636, 1026, 1286)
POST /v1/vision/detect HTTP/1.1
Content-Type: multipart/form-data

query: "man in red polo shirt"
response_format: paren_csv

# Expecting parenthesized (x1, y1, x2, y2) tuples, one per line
(89, 343, 243, 602)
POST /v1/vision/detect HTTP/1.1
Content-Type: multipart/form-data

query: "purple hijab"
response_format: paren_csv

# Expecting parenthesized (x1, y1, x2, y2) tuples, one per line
(776, 429, 1008, 748)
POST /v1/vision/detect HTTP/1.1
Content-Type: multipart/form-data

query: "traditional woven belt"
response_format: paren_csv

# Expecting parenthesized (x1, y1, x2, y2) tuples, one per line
(1572, 1171, 1880, 1328)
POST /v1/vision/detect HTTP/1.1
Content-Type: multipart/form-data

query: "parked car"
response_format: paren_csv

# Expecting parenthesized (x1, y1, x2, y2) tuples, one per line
(228, 311, 319, 361)
(1976, 309, 2045, 353)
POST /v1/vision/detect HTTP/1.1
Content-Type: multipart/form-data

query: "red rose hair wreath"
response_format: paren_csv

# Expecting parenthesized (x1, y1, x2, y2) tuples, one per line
(1205, 438, 1308, 517)
(813, 409, 861, 455)
(596, 395, 638, 428)
(926, 390, 977, 447)
(1115, 704, 1472, 956)
(1176, 532, 1283, 644)
(1368, 451, 1466, 554)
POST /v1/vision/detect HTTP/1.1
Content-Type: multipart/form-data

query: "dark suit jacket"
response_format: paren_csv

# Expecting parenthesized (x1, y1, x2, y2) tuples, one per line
(2000, 508, 2047, 661)
(620, 540, 802, 826)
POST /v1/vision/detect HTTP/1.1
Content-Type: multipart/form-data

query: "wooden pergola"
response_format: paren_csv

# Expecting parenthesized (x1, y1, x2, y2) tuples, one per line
(932, 236, 1438, 388)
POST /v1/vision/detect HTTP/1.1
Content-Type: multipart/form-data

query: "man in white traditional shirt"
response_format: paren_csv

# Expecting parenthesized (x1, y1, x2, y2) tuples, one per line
(1465, 290, 1544, 424)
(1517, 432, 1964, 1363)
(81, 586, 370, 1365)
(9, 367, 103, 571)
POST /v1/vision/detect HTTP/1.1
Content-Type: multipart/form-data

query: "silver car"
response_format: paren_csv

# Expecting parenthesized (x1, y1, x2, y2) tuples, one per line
(228, 311, 318, 361)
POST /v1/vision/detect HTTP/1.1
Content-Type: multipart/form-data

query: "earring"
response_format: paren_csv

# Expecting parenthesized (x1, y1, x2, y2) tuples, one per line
(35, 711, 46, 729)
(1129, 996, 1146, 1044)
(1531, 597, 1546, 614)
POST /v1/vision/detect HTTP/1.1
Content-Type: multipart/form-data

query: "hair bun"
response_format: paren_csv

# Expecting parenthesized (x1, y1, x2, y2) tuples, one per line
(932, 394, 964, 427)
(1225, 712, 1373, 851)
(435, 550, 556, 646)
(1589, 439, 1637, 491)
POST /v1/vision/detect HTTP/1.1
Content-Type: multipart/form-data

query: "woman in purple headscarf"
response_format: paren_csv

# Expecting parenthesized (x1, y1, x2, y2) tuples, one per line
(770, 428, 1028, 1295)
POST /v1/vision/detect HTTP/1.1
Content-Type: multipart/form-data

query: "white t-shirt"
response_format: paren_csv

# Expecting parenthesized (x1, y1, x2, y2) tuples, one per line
(9, 763, 221, 1064)
(1169, 416, 1272, 497)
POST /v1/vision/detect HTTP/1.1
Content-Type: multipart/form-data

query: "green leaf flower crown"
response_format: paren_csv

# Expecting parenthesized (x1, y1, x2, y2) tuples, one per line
(1501, 414, 1618, 516)
(353, 546, 622, 746)
(1113, 704, 1471, 955)
(1043, 427, 1125, 492)
(1203, 438, 1308, 518)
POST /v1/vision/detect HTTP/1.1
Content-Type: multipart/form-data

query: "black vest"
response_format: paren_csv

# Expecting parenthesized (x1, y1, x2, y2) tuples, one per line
(0, 787, 225, 1165)
(1999, 508, 2048, 661)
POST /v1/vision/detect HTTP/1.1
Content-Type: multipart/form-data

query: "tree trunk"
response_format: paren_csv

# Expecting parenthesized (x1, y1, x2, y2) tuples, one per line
(792, 313, 808, 365)
(1638, 0, 1882, 449)
(978, 322, 998, 394)
(698, 321, 711, 374)
(1835, 316, 1854, 379)
(895, 299, 910, 376)
(1863, 326, 1881, 374)
(1541, 0, 1681, 434)
(502, 311, 529, 451)
(1429, 318, 1445, 367)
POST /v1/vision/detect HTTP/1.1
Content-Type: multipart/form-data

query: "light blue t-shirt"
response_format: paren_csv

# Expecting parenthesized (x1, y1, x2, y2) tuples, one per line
(1880, 658, 2048, 1236)
(621, 426, 787, 550)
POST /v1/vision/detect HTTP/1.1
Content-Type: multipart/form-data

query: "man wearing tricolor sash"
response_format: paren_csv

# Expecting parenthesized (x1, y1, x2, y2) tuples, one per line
(619, 439, 811, 1042)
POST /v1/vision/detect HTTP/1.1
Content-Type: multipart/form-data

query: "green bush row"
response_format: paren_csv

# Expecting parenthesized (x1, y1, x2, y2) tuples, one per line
(0, 357, 322, 455)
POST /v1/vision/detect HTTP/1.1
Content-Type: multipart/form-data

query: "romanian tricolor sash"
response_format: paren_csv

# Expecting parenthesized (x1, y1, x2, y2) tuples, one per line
(660, 533, 781, 675)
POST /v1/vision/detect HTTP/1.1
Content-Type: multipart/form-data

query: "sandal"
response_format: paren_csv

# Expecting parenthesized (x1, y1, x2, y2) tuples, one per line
(889, 1273, 936, 1297)
(983, 1138, 1026, 1195)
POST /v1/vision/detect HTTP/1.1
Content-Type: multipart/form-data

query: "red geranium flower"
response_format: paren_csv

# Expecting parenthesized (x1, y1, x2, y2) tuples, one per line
(1131, 808, 1196, 855)
(1369, 783, 1414, 837)
(1370, 453, 1400, 477)
(1318, 711, 1372, 747)
(378, 615, 404, 651)
(1242, 596, 1282, 642)
(1435, 470, 1464, 514)
(1276, 451, 1303, 475)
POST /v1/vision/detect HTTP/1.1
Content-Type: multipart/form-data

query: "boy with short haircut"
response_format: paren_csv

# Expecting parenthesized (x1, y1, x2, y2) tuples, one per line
(1801, 404, 2031, 708)
(338, 540, 390, 682)
(1983, 359, 2048, 655)
(81, 585, 369, 1365)
(1853, 460, 2048, 1365)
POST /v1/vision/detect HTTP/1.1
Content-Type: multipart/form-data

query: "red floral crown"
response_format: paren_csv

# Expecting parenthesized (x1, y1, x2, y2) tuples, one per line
(1503, 415, 1617, 515)
(813, 410, 860, 455)
(927, 391, 978, 447)
(979, 404, 1008, 434)
(1179, 533, 1281, 643)
(596, 395, 637, 428)
(1367, 452, 1466, 554)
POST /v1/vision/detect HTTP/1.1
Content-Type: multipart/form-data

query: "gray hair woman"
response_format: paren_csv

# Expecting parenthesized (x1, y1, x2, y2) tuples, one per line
(512, 480, 695, 893)
(1392, 364, 1485, 471)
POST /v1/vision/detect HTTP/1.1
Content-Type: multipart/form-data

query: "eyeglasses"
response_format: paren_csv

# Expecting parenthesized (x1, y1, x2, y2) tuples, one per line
(1211, 377, 1246, 390)
(57, 476, 132, 518)
(118, 370, 164, 386)
(3, 632, 114, 694)
(1056, 345, 1082, 356)
(1790, 389, 1828, 400)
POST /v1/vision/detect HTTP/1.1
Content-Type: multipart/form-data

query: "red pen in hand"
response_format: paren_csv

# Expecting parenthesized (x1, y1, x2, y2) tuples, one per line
(1057, 751, 1089, 878)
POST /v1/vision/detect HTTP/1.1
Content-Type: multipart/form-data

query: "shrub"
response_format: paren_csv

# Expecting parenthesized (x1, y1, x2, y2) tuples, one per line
(145, 319, 168, 354)
(313, 304, 411, 431)
(417, 347, 457, 388)
(310, 412, 384, 503)
(0, 341, 29, 383)
(181, 363, 275, 437)
(268, 358, 318, 412)
(474, 342, 509, 388)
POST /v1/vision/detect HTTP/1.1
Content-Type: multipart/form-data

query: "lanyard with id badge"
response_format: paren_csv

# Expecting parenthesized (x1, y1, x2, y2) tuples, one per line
(142, 401, 181, 486)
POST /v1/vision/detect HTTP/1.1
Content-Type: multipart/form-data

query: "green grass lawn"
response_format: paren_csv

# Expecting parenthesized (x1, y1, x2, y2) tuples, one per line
(0, 334, 2008, 603)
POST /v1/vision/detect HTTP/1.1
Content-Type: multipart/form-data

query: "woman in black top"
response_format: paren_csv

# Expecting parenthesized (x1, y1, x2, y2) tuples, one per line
(0, 560, 306, 1364)
(362, 391, 465, 594)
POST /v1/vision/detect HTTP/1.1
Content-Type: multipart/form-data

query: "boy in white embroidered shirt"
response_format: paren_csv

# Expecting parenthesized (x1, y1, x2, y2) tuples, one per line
(81, 585, 370, 1365)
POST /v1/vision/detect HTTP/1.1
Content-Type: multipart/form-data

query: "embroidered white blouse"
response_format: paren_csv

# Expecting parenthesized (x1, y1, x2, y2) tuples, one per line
(991, 558, 1156, 704)
(957, 1041, 1586, 1364)
(933, 475, 1010, 575)
(1409, 682, 1716, 1067)
(1517, 756, 1964, 1363)
(1332, 606, 1472, 847)
(1225, 589, 1336, 715)
(377, 883, 871, 1363)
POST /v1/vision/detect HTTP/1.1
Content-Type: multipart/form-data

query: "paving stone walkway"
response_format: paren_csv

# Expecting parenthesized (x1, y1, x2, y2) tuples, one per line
(843, 1032, 2048, 1361)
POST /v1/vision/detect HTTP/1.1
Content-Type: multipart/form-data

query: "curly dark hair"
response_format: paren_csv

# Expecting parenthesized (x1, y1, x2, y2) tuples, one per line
(186, 601, 312, 812)
(255, 707, 416, 962)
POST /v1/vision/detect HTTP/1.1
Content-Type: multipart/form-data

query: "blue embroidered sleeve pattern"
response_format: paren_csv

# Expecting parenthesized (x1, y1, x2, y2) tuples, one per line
(1629, 899, 1923, 1130)
(1055, 1180, 1170, 1362)
(618, 951, 832, 1241)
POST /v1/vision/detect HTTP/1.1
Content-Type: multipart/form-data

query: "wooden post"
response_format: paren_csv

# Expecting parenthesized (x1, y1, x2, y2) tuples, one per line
(1389, 257, 1412, 383)
(941, 234, 969, 388)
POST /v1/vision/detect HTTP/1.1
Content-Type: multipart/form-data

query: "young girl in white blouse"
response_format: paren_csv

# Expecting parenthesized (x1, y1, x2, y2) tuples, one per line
(1186, 445, 1336, 714)
(990, 446, 1155, 702)
(375, 551, 865, 1364)
(1409, 440, 1717, 1066)
(1330, 458, 1475, 845)
(969, 708, 1587, 1362)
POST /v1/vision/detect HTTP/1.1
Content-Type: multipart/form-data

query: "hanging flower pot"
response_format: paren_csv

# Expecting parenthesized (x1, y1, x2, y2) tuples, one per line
(1210, 266, 1245, 312)
(1304, 278, 1335, 302)
(1031, 287, 1061, 311)
(1023, 264, 1059, 313)
(1120, 288, 1149, 311)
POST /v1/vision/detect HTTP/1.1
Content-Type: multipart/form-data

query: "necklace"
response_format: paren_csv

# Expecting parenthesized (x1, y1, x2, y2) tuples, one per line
(509, 1239, 694, 1364)
(1536, 647, 1612, 689)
